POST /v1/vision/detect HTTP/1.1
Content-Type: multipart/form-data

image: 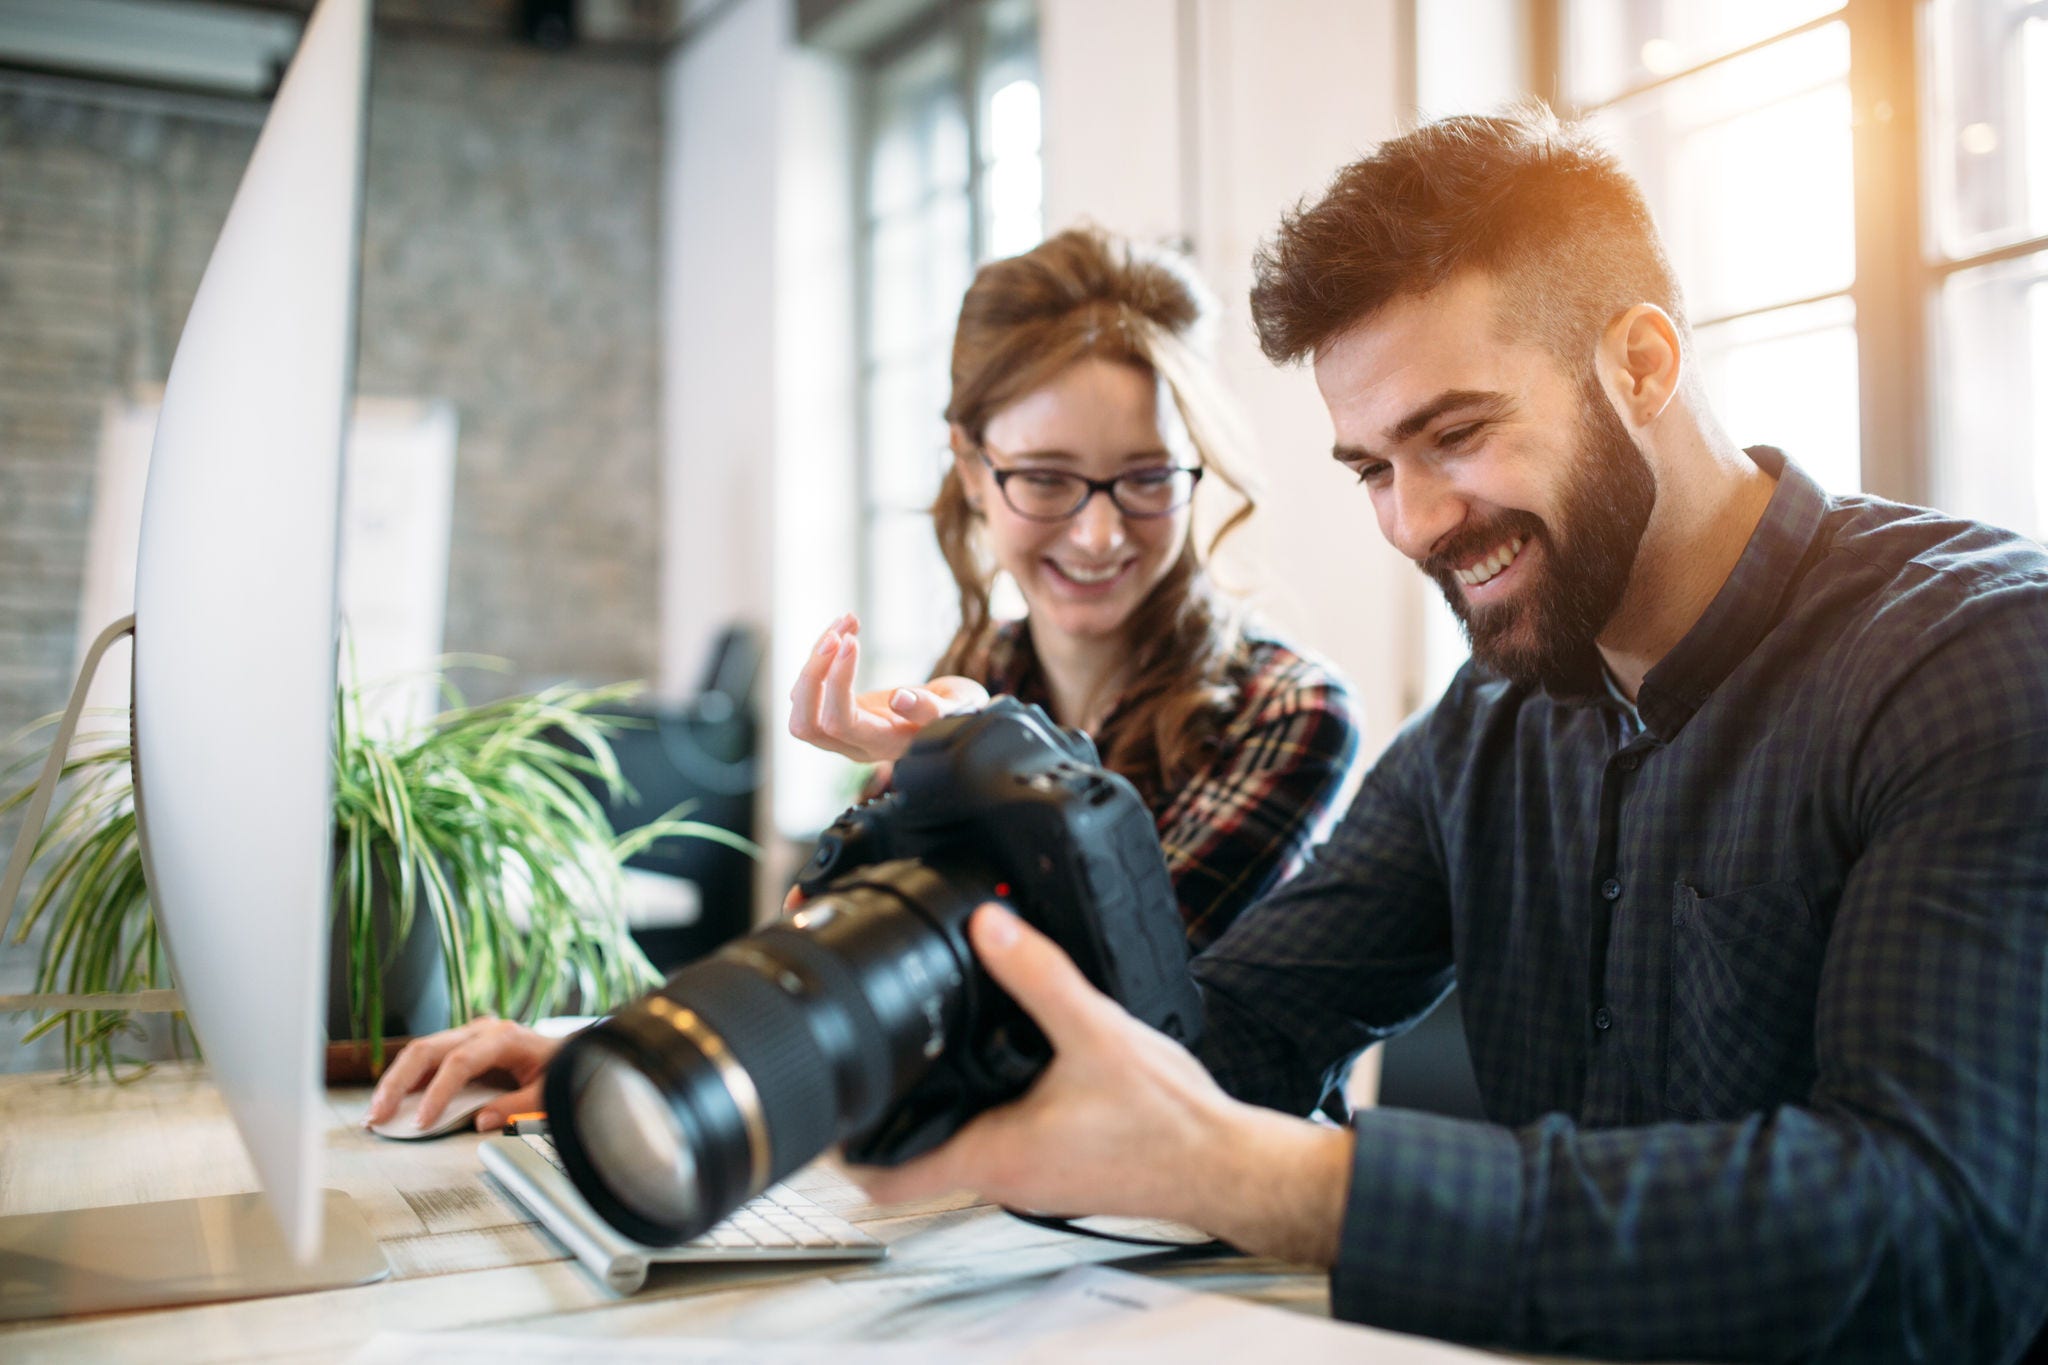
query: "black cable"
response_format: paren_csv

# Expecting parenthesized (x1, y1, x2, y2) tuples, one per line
(1001, 1207, 1235, 1254)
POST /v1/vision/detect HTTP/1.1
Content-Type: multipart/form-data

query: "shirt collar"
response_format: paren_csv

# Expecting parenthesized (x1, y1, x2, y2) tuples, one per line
(1633, 445, 1830, 739)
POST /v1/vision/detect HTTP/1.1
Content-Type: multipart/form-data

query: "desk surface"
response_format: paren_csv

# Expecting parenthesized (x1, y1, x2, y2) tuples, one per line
(0, 1065, 1401, 1365)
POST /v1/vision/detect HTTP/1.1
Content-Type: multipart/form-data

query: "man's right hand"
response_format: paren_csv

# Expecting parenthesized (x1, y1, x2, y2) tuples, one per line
(788, 613, 988, 763)
(363, 1018, 564, 1134)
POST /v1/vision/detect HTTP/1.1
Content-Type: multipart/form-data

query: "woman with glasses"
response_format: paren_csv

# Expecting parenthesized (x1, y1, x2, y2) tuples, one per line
(365, 227, 1363, 1139)
(790, 226, 1359, 949)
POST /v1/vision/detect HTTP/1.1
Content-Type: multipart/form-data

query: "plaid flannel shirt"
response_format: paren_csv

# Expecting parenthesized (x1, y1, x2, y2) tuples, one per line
(981, 621, 1359, 949)
(1193, 448, 2048, 1363)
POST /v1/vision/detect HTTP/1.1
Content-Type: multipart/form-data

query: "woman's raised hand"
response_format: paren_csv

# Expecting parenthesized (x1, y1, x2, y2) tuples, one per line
(788, 614, 989, 764)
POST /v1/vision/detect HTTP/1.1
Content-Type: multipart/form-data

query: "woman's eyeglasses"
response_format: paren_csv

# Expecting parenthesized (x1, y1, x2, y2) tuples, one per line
(977, 446, 1204, 522)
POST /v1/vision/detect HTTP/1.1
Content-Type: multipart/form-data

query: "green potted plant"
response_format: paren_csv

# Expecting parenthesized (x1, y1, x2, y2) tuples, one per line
(1, 668, 755, 1077)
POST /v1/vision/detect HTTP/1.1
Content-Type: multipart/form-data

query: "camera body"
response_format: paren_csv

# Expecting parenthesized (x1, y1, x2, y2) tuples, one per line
(543, 697, 1202, 1246)
(796, 696, 1203, 1164)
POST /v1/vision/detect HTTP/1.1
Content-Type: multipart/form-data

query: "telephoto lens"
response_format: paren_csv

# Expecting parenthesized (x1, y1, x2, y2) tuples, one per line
(542, 856, 997, 1247)
(541, 698, 1199, 1249)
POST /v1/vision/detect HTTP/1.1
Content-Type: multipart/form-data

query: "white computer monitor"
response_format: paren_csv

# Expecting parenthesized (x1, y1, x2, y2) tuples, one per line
(0, 0, 388, 1317)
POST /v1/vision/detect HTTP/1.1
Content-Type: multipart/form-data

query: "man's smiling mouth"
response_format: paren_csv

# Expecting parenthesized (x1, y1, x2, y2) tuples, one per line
(1454, 535, 1527, 588)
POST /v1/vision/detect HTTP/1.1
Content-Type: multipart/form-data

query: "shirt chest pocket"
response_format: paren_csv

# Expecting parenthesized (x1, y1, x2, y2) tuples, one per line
(1664, 879, 1823, 1119)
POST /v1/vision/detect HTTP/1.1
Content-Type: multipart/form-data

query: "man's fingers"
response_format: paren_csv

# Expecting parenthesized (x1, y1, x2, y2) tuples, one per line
(846, 1147, 969, 1207)
(967, 904, 1115, 1053)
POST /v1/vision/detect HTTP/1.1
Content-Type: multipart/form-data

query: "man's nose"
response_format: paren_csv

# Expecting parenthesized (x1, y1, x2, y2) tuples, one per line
(1381, 467, 1467, 563)
(1067, 489, 1128, 555)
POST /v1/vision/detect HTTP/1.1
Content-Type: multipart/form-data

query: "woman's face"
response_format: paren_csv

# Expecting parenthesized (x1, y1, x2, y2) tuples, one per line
(958, 356, 1197, 653)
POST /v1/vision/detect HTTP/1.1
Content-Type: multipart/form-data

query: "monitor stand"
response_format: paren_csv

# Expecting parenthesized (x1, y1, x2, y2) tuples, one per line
(0, 616, 392, 1319)
(0, 1189, 388, 1321)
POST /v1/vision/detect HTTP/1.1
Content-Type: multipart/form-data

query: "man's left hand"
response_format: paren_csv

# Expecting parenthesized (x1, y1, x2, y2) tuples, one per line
(848, 904, 1354, 1266)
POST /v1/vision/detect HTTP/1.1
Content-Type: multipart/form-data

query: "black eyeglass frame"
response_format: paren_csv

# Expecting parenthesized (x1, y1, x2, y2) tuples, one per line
(975, 448, 1205, 523)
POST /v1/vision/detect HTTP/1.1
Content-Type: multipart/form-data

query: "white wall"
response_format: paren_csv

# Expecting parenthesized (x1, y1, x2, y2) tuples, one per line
(660, 0, 861, 917)
(660, 0, 782, 706)
(1042, 0, 1420, 755)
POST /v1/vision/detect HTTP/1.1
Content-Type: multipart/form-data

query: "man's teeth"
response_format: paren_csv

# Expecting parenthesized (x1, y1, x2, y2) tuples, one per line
(1455, 536, 1526, 587)
(1058, 562, 1123, 584)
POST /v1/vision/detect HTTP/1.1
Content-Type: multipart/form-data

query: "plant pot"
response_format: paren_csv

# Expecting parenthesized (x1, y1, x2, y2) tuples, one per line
(325, 855, 450, 1047)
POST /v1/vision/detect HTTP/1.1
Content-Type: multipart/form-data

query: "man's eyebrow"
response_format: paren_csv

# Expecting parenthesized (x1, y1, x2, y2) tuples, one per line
(1333, 389, 1517, 466)
(1387, 389, 1514, 444)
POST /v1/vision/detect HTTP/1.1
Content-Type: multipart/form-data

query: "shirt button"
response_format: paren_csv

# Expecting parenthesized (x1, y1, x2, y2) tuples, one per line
(1617, 753, 1640, 772)
(1594, 1006, 1613, 1031)
(1601, 878, 1622, 900)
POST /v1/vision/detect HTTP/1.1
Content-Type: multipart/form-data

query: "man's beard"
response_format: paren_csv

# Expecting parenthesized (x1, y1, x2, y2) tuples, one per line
(1424, 375, 1657, 692)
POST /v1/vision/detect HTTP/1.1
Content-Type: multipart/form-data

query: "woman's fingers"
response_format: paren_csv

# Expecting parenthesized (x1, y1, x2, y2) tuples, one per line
(411, 1033, 509, 1128)
(925, 676, 992, 710)
(790, 615, 876, 758)
(474, 1078, 546, 1133)
(365, 1018, 552, 1130)
(816, 632, 861, 736)
(365, 1026, 473, 1123)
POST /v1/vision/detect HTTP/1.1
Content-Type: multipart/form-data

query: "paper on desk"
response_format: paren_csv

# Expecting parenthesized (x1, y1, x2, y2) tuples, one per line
(346, 1266, 1500, 1364)
(347, 1337, 963, 1365)
(994, 1268, 1502, 1362)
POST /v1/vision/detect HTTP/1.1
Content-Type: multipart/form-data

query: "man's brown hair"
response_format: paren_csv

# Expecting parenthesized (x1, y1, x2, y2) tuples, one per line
(1249, 102, 1686, 368)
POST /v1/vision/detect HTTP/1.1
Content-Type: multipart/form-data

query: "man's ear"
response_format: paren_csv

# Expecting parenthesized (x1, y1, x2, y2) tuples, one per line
(1599, 303, 1683, 429)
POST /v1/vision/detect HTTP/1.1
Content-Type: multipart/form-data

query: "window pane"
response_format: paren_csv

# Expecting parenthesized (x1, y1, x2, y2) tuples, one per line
(1932, 249, 2048, 536)
(984, 148, 1043, 259)
(866, 357, 951, 511)
(1592, 24, 1853, 323)
(1925, 0, 2048, 260)
(868, 194, 971, 362)
(862, 510, 956, 683)
(869, 33, 966, 219)
(1694, 295, 1861, 494)
(1566, 0, 1841, 105)
(985, 77, 1041, 161)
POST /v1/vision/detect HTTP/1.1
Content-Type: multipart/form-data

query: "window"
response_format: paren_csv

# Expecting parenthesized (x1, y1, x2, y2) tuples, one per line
(856, 0, 1041, 695)
(1550, 0, 2048, 533)
(1924, 0, 2048, 532)
(1421, 2, 2048, 703)
(1569, 7, 1864, 496)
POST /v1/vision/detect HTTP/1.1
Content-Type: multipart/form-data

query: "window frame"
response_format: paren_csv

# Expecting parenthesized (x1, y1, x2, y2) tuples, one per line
(848, 0, 1040, 687)
(1530, 0, 2048, 506)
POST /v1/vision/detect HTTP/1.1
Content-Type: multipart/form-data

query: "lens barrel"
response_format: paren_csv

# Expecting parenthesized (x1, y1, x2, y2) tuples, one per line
(544, 857, 990, 1246)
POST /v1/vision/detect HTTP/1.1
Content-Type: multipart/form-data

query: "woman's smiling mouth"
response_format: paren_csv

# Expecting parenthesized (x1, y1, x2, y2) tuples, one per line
(1047, 558, 1133, 589)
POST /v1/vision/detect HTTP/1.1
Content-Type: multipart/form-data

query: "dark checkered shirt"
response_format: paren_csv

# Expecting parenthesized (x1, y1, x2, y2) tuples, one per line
(1192, 449, 2048, 1363)
(981, 620, 1358, 948)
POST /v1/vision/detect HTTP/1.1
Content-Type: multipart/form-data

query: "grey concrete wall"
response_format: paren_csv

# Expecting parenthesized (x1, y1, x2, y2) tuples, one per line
(0, 32, 664, 1071)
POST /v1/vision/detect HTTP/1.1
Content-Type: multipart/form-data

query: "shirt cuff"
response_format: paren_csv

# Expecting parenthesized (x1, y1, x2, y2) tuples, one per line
(1330, 1106, 1524, 1344)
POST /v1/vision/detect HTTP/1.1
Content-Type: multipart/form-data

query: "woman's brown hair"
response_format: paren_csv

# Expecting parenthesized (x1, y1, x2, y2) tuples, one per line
(931, 226, 1257, 805)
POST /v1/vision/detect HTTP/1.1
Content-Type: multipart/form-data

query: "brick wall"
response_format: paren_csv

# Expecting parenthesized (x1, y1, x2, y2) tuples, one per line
(0, 33, 664, 1070)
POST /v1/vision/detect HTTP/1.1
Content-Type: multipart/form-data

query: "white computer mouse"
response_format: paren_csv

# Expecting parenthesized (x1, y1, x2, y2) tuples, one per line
(367, 1083, 510, 1140)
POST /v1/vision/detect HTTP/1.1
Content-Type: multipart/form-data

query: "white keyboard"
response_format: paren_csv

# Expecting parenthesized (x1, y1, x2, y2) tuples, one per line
(479, 1131, 885, 1295)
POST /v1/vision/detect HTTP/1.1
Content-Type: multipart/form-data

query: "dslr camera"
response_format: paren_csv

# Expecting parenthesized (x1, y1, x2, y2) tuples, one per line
(542, 697, 1203, 1246)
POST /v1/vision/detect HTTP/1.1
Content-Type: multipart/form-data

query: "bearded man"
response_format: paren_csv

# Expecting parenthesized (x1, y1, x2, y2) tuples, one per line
(857, 106, 2048, 1363)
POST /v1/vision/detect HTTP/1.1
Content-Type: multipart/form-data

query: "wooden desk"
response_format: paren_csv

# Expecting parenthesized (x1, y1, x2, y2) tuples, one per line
(0, 1065, 1355, 1364)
